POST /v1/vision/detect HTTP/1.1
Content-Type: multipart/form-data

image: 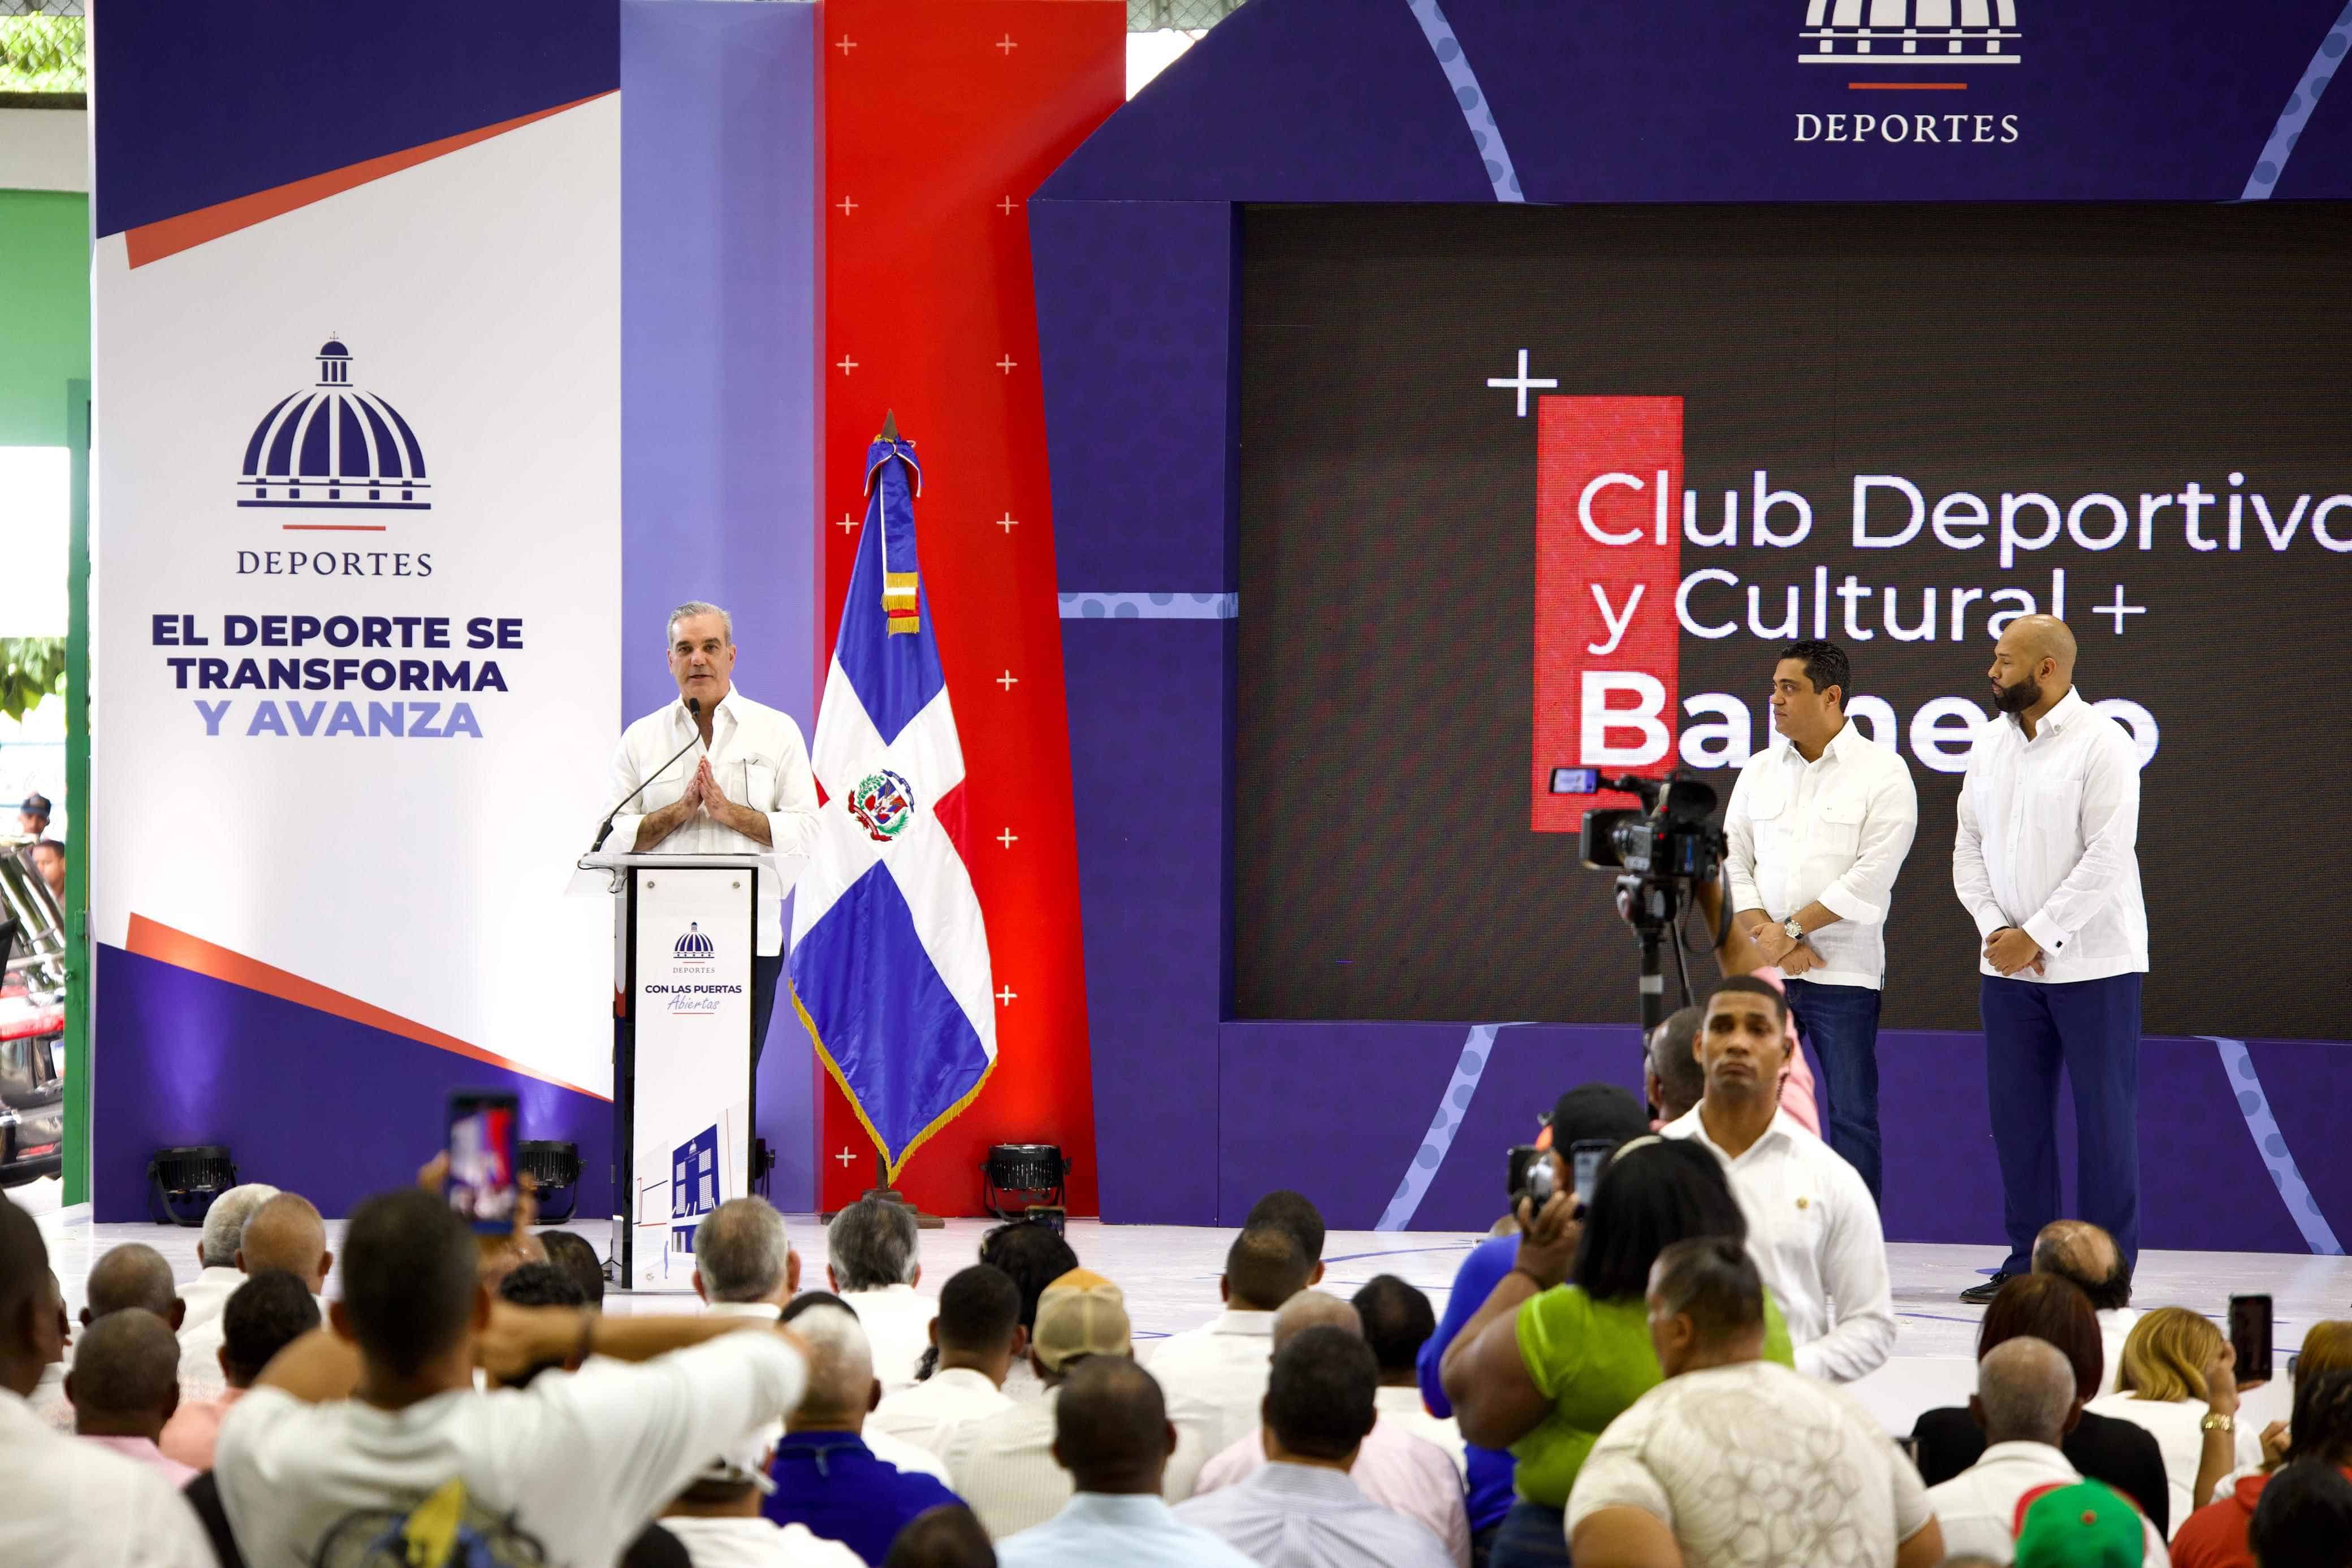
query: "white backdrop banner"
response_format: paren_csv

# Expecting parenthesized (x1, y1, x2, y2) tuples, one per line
(93, 97, 621, 1101)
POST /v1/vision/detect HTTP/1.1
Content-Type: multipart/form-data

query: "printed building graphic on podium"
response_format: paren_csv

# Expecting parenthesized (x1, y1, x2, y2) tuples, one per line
(238, 339, 432, 510)
(1800, 0, 2019, 63)
(671, 1124, 720, 1255)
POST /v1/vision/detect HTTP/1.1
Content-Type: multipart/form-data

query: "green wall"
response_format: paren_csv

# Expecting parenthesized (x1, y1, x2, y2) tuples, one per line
(0, 189, 89, 447)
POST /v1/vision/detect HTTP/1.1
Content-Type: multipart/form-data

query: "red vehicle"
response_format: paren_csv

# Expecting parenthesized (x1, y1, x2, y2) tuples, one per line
(1, 842, 66, 1188)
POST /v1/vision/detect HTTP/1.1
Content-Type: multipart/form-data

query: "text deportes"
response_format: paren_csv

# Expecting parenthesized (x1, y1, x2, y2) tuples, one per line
(1795, 112, 2020, 146)
(235, 550, 431, 578)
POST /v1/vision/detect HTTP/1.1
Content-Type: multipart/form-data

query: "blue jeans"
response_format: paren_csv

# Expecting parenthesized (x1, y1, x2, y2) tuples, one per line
(1782, 978, 1884, 1203)
(1982, 972, 2142, 1274)
(1489, 1501, 1572, 1568)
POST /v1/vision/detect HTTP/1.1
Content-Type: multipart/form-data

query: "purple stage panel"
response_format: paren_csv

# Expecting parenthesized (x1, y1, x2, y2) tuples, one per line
(621, 0, 822, 1209)
(93, 947, 611, 1223)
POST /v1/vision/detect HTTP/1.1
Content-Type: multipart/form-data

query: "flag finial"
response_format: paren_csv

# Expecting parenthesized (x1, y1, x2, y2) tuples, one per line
(878, 408, 900, 443)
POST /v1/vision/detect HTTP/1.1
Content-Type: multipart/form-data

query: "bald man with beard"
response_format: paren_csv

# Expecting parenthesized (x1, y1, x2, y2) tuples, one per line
(1953, 616, 2151, 1305)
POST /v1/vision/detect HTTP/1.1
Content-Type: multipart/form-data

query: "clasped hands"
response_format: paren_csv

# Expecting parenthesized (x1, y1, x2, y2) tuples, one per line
(1752, 919, 1826, 977)
(663, 756, 756, 836)
(1984, 925, 2046, 977)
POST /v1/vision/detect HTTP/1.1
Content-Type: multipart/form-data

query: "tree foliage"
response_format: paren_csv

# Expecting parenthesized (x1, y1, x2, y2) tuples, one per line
(0, 638, 67, 723)
(0, 16, 88, 95)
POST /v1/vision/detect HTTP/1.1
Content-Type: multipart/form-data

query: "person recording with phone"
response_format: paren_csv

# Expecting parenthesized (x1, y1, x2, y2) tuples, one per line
(602, 601, 820, 1066)
(1722, 639, 1918, 1207)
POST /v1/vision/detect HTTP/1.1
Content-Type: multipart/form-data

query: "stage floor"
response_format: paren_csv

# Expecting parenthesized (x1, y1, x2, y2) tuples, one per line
(36, 1206, 2346, 1438)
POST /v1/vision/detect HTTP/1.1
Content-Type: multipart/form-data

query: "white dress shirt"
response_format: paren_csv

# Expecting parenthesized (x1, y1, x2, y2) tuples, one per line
(0, 1389, 217, 1568)
(177, 1264, 245, 1336)
(840, 1284, 940, 1395)
(1724, 721, 1919, 989)
(2096, 1307, 2143, 1397)
(1659, 1106, 1896, 1383)
(659, 1514, 864, 1568)
(2083, 1392, 2263, 1537)
(1374, 1384, 1467, 1482)
(606, 688, 820, 956)
(996, 1491, 1263, 1568)
(1192, 1409, 1471, 1567)
(1177, 1461, 1455, 1568)
(1145, 1307, 1277, 1500)
(942, 1388, 1073, 1539)
(1926, 1440, 2172, 1564)
(1953, 687, 2148, 982)
(871, 1366, 1015, 1458)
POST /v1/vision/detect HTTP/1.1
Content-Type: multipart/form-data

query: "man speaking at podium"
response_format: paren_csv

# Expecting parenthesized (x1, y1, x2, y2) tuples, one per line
(604, 601, 820, 1063)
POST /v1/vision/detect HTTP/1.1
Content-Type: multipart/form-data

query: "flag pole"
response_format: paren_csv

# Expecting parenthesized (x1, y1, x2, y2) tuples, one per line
(860, 1149, 944, 1230)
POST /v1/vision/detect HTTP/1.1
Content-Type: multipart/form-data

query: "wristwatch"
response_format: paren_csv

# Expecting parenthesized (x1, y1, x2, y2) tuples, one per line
(1782, 917, 1806, 943)
(2200, 1411, 2236, 1433)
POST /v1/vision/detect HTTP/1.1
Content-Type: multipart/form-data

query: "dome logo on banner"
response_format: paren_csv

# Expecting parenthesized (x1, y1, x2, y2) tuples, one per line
(1798, 0, 2020, 66)
(237, 339, 432, 512)
(673, 922, 716, 960)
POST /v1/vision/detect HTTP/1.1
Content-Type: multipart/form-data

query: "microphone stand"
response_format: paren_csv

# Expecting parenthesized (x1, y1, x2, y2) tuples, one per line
(585, 697, 703, 857)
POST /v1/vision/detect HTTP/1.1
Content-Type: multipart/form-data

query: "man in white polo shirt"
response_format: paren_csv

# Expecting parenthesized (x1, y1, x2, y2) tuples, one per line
(1661, 978, 1895, 1384)
(1724, 638, 1918, 1207)
(603, 600, 820, 1064)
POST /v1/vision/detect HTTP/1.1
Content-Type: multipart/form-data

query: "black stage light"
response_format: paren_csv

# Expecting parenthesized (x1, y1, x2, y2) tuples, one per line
(982, 1142, 1069, 1221)
(518, 1140, 581, 1223)
(146, 1146, 236, 1227)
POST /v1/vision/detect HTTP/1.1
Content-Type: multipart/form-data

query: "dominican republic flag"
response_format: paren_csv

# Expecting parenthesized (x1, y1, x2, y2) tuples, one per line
(789, 435, 996, 1180)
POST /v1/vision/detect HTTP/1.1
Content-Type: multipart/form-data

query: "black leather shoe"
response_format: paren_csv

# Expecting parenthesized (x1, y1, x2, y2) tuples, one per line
(1958, 1271, 2014, 1305)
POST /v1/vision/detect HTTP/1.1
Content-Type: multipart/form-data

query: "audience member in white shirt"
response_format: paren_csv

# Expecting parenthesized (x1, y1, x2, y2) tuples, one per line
(67, 1308, 197, 1488)
(214, 1186, 811, 1568)
(2085, 1306, 2263, 1531)
(28, 1266, 73, 1431)
(1148, 1224, 1316, 1496)
(1953, 616, 2151, 1303)
(1566, 1238, 1942, 1568)
(659, 1446, 864, 1568)
(1191, 1290, 1469, 1567)
(1658, 978, 1896, 1383)
(2033, 1219, 2142, 1395)
(830, 1197, 937, 1394)
(178, 1192, 333, 1399)
(977, 1219, 1079, 1405)
(695, 1196, 802, 1317)
(1927, 1336, 2172, 1566)
(872, 1264, 1023, 1458)
(1352, 1274, 1468, 1482)
(0, 1197, 216, 1568)
(81, 1242, 185, 1335)
(944, 1267, 1140, 1537)
(178, 1183, 280, 1335)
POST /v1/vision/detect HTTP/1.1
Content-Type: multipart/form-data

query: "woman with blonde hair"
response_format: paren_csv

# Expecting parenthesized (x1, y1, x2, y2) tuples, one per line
(2086, 1305, 2267, 1534)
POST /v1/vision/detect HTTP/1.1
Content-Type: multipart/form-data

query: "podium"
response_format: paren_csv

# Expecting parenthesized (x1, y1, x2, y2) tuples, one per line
(576, 851, 795, 1292)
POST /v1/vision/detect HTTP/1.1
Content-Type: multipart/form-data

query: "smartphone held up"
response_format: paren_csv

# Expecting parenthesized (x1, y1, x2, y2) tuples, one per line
(447, 1090, 521, 1235)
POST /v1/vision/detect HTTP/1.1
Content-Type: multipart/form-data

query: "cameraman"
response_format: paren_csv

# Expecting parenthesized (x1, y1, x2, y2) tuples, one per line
(1722, 640, 1918, 1205)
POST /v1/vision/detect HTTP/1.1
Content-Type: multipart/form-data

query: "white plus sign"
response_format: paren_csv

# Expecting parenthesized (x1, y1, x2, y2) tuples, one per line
(996, 33, 1018, 54)
(835, 34, 856, 55)
(996, 512, 1019, 534)
(995, 353, 1019, 375)
(835, 1147, 855, 1168)
(1485, 348, 1559, 418)
(996, 670, 1018, 691)
(2094, 585, 2147, 635)
(836, 513, 858, 534)
(997, 827, 1018, 848)
(836, 354, 858, 376)
(836, 195, 857, 216)
(998, 195, 1018, 216)
(996, 984, 1017, 1006)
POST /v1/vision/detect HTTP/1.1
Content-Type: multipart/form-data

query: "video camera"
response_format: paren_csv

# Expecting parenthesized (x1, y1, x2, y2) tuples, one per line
(1576, 773, 1724, 882)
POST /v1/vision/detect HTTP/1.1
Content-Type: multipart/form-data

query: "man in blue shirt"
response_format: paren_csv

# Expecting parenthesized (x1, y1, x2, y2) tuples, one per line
(766, 1294, 961, 1563)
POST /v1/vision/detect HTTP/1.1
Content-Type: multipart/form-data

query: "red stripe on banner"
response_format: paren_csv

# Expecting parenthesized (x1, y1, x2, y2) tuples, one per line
(821, 0, 1123, 1215)
(1532, 397, 1685, 831)
(123, 92, 613, 269)
(124, 914, 610, 1100)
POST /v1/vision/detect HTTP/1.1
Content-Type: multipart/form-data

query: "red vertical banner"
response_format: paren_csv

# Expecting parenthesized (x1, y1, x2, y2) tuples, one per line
(1532, 396, 1684, 831)
(820, 0, 1124, 1214)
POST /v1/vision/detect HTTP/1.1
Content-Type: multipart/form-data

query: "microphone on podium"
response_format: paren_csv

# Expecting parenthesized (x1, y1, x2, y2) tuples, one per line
(588, 696, 703, 853)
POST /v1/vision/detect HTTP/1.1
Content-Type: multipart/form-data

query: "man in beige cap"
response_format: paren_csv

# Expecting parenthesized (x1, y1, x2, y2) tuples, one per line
(944, 1268, 1196, 1539)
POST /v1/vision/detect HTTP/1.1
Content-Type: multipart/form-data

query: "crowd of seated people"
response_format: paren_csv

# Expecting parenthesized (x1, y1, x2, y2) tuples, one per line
(7, 981, 2344, 1568)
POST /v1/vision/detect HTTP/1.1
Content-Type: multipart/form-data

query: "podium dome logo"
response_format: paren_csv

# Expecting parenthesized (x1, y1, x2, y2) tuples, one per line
(674, 922, 716, 959)
(1800, 0, 2020, 66)
(849, 768, 915, 843)
(237, 339, 431, 510)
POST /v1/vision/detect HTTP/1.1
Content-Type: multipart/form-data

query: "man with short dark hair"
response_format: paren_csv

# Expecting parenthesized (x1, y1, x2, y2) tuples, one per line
(82, 1242, 183, 1331)
(874, 1265, 1024, 1457)
(1566, 1238, 1942, 1568)
(2032, 1218, 2138, 1395)
(1178, 1326, 1452, 1568)
(0, 1197, 214, 1566)
(538, 1229, 608, 1309)
(32, 838, 64, 901)
(1659, 978, 1895, 1383)
(995, 1358, 1257, 1568)
(214, 1185, 812, 1568)
(1149, 1226, 1315, 1499)
(1245, 1191, 1328, 1286)
(1352, 1275, 1466, 1480)
(884, 1506, 995, 1568)
(697, 1196, 801, 1313)
(68, 1308, 194, 1486)
(1724, 637, 1918, 1205)
(829, 1197, 935, 1394)
(162, 1268, 320, 1470)
(16, 792, 50, 838)
(1642, 1006, 1706, 1127)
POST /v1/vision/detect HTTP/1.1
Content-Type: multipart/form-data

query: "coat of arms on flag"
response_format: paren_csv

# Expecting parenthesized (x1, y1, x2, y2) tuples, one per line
(788, 431, 996, 1180)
